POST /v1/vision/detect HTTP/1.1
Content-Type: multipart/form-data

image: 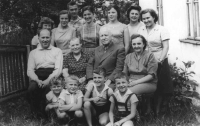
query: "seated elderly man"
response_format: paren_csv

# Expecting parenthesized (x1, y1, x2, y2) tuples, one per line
(27, 29, 63, 118)
(86, 27, 125, 90)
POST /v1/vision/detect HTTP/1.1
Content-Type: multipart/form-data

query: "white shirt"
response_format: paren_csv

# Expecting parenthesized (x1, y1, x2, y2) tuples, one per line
(27, 44, 63, 81)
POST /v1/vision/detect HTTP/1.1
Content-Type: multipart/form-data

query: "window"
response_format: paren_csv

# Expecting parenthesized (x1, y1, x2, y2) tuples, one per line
(187, 0, 200, 40)
(157, 0, 164, 26)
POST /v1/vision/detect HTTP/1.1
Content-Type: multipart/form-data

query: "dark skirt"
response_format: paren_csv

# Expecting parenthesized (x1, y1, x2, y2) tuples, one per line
(155, 58, 173, 95)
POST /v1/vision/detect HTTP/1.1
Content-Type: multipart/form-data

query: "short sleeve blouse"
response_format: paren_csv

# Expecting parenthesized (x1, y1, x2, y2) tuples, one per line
(124, 50, 158, 84)
(52, 25, 75, 51)
(139, 24, 170, 60)
(77, 23, 101, 48)
(103, 23, 127, 46)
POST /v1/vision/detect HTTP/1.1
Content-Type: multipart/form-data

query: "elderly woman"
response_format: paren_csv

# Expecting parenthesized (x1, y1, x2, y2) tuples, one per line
(62, 38, 90, 91)
(140, 9, 173, 115)
(123, 34, 158, 114)
(51, 10, 76, 55)
(127, 6, 144, 37)
(31, 17, 54, 49)
(103, 5, 130, 54)
(77, 6, 101, 56)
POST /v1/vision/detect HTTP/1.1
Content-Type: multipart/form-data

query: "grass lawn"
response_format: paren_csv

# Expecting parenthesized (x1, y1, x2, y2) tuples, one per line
(0, 95, 199, 126)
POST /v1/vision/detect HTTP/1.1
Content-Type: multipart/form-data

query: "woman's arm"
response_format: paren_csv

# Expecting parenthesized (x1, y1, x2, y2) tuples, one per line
(123, 28, 130, 55)
(130, 75, 153, 86)
(116, 102, 138, 125)
(159, 40, 169, 62)
(69, 97, 83, 111)
(109, 98, 115, 125)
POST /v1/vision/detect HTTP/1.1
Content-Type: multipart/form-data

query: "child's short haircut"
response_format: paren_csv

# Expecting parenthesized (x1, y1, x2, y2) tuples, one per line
(93, 67, 106, 77)
(49, 76, 64, 87)
(114, 72, 129, 82)
(65, 75, 79, 84)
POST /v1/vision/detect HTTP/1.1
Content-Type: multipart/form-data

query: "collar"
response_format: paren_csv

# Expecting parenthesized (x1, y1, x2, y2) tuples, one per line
(133, 50, 147, 61)
(70, 16, 82, 24)
(116, 88, 132, 97)
(37, 44, 52, 50)
(64, 89, 78, 95)
(102, 41, 113, 51)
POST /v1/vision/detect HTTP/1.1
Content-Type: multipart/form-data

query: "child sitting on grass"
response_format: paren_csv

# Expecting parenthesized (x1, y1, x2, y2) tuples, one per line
(58, 75, 84, 122)
(106, 72, 138, 126)
(84, 68, 113, 126)
(45, 77, 66, 119)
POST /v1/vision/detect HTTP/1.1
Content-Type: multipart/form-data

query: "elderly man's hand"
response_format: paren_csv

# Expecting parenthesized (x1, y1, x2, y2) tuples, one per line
(41, 79, 50, 88)
(36, 79, 43, 88)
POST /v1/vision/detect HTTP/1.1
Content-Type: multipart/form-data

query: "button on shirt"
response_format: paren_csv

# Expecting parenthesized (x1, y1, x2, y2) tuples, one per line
(27, 45, 63, 81)
(59, 89, 83, 105)
(110, 89, 138, 111)
(123, 50, 158, 84)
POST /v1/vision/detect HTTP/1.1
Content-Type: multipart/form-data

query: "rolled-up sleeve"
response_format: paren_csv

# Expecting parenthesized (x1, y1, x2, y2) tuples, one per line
(48, 49, 63, 80)
(147, 53, 158, 78)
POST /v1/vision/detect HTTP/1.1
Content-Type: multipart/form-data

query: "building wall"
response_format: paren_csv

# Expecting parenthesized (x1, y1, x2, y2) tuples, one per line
(140, 0, 200, 83)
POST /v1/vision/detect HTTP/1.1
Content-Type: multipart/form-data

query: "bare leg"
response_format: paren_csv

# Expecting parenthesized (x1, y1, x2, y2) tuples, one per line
(83, 101, 95, 126)
(129, 83, 156, 94)
(99, 112, 109, 126)
(121, 120, 134, 126)
(129, 83, 156, 115)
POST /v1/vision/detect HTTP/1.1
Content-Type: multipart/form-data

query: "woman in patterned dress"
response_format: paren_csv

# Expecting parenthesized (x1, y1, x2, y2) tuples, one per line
(103, 5, 130, 54)
(77, 6, 101, 56)
(62, 38, 90, 93)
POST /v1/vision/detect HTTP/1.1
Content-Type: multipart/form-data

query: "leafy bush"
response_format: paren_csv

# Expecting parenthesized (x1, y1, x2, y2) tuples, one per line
(167, 60, 199, 114)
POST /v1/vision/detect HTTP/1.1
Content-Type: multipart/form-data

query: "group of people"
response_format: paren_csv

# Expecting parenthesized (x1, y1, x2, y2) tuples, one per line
(27, 1, 173, 126)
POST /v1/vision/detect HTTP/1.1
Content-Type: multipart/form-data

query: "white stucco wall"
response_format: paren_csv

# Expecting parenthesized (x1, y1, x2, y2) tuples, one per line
(140, 0, 200, 84)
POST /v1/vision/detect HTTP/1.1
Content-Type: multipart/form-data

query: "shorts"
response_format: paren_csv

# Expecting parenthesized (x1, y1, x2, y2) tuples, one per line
(91, 102, 110, 116)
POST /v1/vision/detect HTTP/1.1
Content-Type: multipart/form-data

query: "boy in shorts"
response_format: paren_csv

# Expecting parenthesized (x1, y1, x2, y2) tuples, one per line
(84, 68, 113, 126)
(45, 77, 66, 119)
(106, 72, 138, 126)
(58, 75, 84, 121)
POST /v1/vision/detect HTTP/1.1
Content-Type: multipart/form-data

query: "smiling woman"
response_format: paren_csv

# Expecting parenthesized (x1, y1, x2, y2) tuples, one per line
(62, 38, 91, 92)
(77, 6, 101, 56)
(51, 10, 76, 55)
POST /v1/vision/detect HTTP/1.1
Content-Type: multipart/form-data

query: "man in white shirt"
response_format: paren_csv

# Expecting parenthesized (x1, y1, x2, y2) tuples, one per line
(27, 29, 63, 118)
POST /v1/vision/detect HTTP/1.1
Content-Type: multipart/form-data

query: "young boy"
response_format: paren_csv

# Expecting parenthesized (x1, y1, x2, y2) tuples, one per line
(45, 77, 66, 119)
(58, 75, 83, 121)
(84, 68, 113, 126)
(106, 72, 138, 126)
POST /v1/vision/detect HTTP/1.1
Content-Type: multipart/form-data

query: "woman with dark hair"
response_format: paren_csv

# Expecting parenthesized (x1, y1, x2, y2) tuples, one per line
(140, 9, 173, 115)
(31, 17, 54, 48)
(77, 6, 101, 56)
(124, 34, 158, 114)
(127, 6, 144, 37)
(103, 5, 130, 54)
(51, 10, 76, 55)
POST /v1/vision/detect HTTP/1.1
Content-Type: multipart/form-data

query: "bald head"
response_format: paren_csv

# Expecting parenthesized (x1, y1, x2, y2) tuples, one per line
(38, 29, 51, 49)
(99, 27, 112, 46)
